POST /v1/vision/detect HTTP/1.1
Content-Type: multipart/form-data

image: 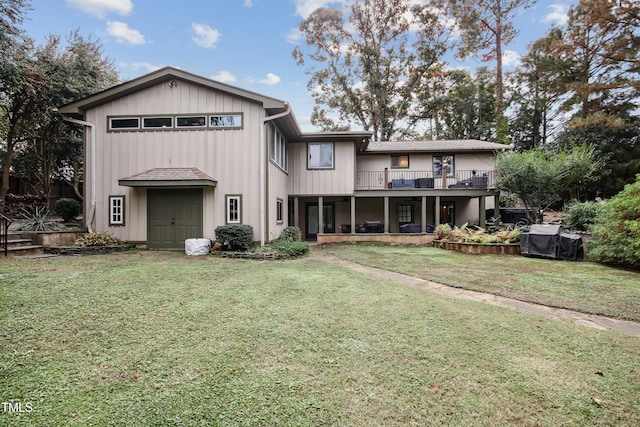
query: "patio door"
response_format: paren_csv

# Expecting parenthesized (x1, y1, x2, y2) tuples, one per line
(148, 188, 203, 249)
(305, 202, 335, 239)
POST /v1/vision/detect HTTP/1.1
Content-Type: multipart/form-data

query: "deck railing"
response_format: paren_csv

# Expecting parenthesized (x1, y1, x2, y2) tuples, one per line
(355, 169, 496, 190)
(1, 212, 12, 257)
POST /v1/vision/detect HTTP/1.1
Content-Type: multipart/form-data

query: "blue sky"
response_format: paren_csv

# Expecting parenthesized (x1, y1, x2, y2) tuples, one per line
(23, 0, 575, 131)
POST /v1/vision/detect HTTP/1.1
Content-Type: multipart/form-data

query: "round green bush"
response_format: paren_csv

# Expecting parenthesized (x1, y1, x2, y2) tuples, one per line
(587, 174, 640, 269)
(565, 200, 606, 231)
(54, 198, 82, 222)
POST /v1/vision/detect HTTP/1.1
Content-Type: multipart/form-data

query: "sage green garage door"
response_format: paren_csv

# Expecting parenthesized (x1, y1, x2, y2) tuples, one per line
(147, 188, 203, 250)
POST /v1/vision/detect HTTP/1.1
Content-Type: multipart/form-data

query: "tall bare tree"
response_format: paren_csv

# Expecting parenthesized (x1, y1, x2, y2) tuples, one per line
(293, 0, 452, 141)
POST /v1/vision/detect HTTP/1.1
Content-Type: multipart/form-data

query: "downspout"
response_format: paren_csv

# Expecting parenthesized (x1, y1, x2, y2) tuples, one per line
(260, 102, 290, 246)
(60, 115, 96, 233)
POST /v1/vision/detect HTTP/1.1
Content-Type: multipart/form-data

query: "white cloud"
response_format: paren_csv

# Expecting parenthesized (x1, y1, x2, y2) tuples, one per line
(293, 0, 346, 19)
(67, 0, 133, 19)
(191, 23, 221, 48)
(211, 70, 237, 83)
(120, 62, 164, 73)
(244, 0, 253, 6)
(286, 27, 302, 44)
(259, 73, 281, 85)
(106, 21, 145, 45)
(502, 50, 521, 67)
(543, 4, 569, 26)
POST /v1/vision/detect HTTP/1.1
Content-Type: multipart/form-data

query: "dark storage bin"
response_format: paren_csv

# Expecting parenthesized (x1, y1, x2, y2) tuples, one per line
(415, 178, 434, 188)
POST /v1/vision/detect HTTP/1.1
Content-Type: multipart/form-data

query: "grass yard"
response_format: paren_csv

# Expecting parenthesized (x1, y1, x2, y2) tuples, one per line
(323, 243, 640, 322)
(1, 250, 639, 426)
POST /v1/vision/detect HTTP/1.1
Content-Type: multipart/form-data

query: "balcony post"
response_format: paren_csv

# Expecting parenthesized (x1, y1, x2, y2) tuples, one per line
(384, 196, 389, 233)
(351, 196, 356, 234)
(479, 196, 486, 227)
(384, 168, 389, 190)
(318, 196, 324, 234)
(435, 195, 441, 225)
(421, 196, 427, 233)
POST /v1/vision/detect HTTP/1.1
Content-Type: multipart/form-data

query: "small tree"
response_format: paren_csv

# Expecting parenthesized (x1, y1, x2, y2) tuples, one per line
(494, 145, 600, 223)
(587, 175, 640, 269)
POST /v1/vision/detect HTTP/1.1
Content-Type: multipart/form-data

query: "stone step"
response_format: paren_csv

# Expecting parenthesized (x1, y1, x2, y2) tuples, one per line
(5, 244, 44, 258)
(7, 238, 35, 248)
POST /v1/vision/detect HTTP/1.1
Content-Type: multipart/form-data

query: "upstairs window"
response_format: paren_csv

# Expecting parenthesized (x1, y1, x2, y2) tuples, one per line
(308, 143, 334, 169)
(433, 155, 455, 177)
(269, 123, 288, 172)
(176, 116, 206, 127)
(391, 154, 409, 168)
(109, 117, 139, 130)
(142, 117, 172, 129)
(210, 114, 242, 128)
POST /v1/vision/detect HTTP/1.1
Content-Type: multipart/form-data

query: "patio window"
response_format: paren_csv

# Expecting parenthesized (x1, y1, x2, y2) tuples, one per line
(308, 143, 334, 169)
(433, 155, 455, 177)
(397, 204, 413, 225)
(226, 195, 241, 224)
(109, 196, 125, 225)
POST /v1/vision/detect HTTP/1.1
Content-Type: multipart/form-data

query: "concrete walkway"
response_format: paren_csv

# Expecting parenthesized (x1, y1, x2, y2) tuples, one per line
(317, 251, 640, 337)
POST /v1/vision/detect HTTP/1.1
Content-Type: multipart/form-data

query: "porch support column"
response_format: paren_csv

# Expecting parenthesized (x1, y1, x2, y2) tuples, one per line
(318, 196, 324, 235)
(494, 194, 500, 219)
(435, 195, 441, 226)
(479, 196, 486, 227)
(384, 196, 389, 233)
(350, 196, 356, 234)
(421, 196, 427, 233)
(293, 197, 299, 227)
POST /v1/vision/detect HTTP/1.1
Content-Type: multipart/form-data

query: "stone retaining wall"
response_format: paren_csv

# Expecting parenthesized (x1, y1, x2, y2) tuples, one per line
(432, 240, 521, 255)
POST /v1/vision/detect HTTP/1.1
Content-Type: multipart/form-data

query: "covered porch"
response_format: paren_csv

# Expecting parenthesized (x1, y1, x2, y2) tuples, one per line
(289, 189, 500, 243)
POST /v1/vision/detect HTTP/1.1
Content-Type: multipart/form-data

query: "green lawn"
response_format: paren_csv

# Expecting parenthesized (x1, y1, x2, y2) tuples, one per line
(1, 250, 639, 426)
(323, 243, 640, 322)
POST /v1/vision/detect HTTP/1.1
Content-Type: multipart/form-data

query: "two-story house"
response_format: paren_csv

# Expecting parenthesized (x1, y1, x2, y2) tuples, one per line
(59, 67, 508, 249)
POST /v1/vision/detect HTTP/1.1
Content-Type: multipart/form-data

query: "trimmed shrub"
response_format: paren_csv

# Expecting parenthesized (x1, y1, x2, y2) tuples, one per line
(587, 175, 640, 269)
(270, 239, 310, 257)
(565, 200, 606, 231)
(75, 232, 124, 247)
(54, 198, 82, 222)
(215, 224, 254, 251)
(279, 226, 302, 242)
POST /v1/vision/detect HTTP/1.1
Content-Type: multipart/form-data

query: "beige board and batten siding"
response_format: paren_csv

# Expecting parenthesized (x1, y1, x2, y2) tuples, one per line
(355, 152, 496, 173)
(288, 141, 355, 195)
(268, 161, 289, 241)
(86, 79, 264, 242)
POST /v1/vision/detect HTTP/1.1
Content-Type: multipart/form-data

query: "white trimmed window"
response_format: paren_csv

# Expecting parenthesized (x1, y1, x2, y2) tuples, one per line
(176, 116, 206, 127)
(433, 155, 455, 177)
(269, 123, 288, 172)
(109, 117, 139, 130)
(308, 143, 334, 169)
(226, 195, 241, 224)
(210, 114, 242, 128)
(391, 154, 409, 168)
(109, 196, 125, 225)
(276, 198, 284, 223)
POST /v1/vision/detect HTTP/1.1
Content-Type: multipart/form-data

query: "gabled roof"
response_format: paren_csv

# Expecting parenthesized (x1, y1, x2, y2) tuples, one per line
(119, 167, 217, 187)
(363, 139, 511, 153)
(58, 66, 372, 147)
(59, 66, 288, 115)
